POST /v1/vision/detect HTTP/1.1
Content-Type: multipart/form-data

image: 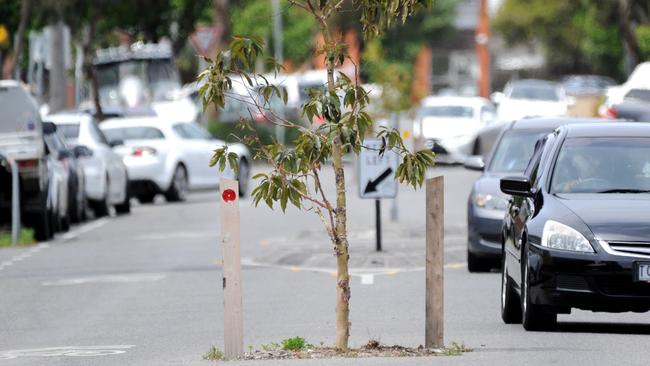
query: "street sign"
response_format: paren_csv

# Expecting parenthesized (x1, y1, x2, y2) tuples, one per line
(358, 138, 399, 199)
(190, 26, 222, 57)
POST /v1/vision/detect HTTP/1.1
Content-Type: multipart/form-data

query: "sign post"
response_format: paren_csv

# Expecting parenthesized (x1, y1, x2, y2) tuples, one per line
(220, 179, 243, 360)
(425, 177, 444, 349)
(359, 138, 399, 251)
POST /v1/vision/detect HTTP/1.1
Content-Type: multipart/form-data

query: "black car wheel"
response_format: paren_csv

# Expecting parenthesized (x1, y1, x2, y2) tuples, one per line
(237, 159, 249, 198)
(501, 250, 522, 324)
(114, 179, 131, 215)
(467, 249, 490, 272)
(32, 188, 52, 241)
(165, 165, 188, 202)
(521, 244, 557, 331)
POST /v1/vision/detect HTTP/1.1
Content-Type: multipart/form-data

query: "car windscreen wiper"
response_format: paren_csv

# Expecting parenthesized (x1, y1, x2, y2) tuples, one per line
(597, 189, 650, 194)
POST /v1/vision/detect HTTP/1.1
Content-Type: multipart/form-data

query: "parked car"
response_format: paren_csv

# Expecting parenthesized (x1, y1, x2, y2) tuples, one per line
(42, 125, 70, 233)
(493, 79, 569, 122)
(599, 62, 650, 116)
(500, 122, 650, 331)
(604, 88, 650, 121)
(414, 96, 497, 163)
(562, 75, 616, 96)
(0, 80, 52, 240)
(464, 117, 614, 272)
(44, 112, 130, 216)
(100, 117, 251, 203)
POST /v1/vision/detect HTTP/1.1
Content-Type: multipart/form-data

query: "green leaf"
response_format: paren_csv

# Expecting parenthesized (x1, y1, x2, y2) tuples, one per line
(227, 152, 239, 176)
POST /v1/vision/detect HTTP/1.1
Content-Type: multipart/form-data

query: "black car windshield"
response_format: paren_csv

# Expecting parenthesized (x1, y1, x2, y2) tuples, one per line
(509, 85, 560, 101)
(551, 137, 650, 194)
(419, 106, 474, 118)
(488, 130, 546, 173)
(103, 127, 165, 141)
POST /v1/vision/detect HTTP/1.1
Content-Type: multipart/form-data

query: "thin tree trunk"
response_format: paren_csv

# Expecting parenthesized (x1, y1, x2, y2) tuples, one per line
(11, 0, 30, 80)
(81, 15, 103, 120)
(321, 23, 351, 352)
(619, 0, 641, 68)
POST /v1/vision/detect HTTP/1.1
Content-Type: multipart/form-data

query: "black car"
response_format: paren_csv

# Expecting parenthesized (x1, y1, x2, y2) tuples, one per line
(465, 117, 613, 272)
(500, 122, 650, 331)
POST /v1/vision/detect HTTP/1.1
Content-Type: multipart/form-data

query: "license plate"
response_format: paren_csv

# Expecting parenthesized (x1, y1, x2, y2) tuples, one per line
(634, 262, 650, 282)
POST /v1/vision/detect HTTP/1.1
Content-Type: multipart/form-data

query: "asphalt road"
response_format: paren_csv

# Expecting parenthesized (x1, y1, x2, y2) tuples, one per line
(1, 165, 650, 365)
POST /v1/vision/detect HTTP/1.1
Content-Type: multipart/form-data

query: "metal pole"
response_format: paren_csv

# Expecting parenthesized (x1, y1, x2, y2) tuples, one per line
(390, 113, 399, 222)
(375, 199, 382, 252)
(271, 0, 285, 144)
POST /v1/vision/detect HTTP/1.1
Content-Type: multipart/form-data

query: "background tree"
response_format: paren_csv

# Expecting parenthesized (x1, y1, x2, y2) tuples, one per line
(199, 0, 435, 351)
(494, 0, 649, 80)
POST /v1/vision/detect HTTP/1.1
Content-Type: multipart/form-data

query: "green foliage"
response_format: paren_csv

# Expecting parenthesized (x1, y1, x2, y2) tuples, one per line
(441, 342, 472, 356)
(0, 229, 35, 247)
(494, 0, 642, 79)
(260, 342, 281, 351)
(202, 345, 224, 361)
(637, 25, 650, 61)
(282, 336, 307, 351)
(231, 0, 317, 65)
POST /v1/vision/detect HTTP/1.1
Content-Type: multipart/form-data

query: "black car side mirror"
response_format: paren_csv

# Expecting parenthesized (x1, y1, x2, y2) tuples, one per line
(500, 176, 534, 197)
(464, 156, 485, 171)
(109, 139, 124, 148)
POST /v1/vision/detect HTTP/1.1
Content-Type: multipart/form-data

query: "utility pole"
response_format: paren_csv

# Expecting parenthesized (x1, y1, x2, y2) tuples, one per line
(476, 0, 491, 98)
(49, 20, 67, 113)
(271, 0, 284, 66)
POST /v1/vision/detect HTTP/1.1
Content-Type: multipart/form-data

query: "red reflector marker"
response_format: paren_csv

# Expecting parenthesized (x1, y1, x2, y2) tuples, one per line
(222, 189, 237, 202)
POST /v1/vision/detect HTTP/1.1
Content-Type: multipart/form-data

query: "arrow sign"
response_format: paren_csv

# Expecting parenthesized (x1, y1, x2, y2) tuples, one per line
(364, 168, 393, 194)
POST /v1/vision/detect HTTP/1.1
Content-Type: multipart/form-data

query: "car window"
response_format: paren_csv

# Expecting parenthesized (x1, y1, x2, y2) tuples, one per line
(90, 121, 110, 145)
(0, 86, 40, 133)
(418, 106, 474, 118)
(551, 137, 650, 194)
(509, 85, 560, 101)
(56, 124, 81, 139)
(103, 126, 165, 141)
(624, 89, 650, 103)
(487, 130, 547, 173)
(524, 136, 548, 187)
(174, 123, 211, 140)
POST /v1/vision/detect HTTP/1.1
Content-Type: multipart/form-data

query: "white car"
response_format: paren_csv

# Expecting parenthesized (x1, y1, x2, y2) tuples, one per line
(493, 79, 569, 122)
(414, 96, 497, 163)
(44, 113, 130, 217)
(99, 117, 251, 203)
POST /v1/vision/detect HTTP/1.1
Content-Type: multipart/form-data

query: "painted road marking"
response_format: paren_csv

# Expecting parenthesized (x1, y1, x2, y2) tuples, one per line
(60, 218, 109, 241)
(0, 345, 135, 359)
(0, 243, 51, 272)
(42, 273, 166, 287)
(134, 231, 216, 241)
(241, 258, 467, 278)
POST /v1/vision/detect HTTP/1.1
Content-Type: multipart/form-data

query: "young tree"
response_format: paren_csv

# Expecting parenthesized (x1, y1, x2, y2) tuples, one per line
(199, 0, 434, 351)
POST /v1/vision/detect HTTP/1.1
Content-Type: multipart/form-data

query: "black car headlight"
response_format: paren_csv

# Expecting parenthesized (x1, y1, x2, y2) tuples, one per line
(541, 220, 594, 253)
(474, 193, 508, 211)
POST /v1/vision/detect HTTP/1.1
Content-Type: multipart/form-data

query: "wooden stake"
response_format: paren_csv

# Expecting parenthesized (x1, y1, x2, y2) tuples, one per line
(425, 176, 444, 349)
(220, 179, 243, 359)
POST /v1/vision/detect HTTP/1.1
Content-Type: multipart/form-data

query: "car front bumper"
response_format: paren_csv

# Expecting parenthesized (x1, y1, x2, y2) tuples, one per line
(527, 244, 650, 313)
(467, 205, 504, 260)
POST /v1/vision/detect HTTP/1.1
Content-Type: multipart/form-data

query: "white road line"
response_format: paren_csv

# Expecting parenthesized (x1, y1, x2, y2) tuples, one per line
(60, 218, 110, 241)
(0, 345, 135, 359)
(0, 242, 50, 272)
(42, 273, 167, 287)
(360, 274, 375, 285)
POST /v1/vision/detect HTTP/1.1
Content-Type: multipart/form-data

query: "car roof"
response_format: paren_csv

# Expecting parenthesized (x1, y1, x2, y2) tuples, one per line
(100, 117, 179, 128)
(507, 79, 559, 87)
(420, 96, 490, 107)
(563, 122, 650, 138)
(44, 112, 94, 124)
(509, 117, 615, 131)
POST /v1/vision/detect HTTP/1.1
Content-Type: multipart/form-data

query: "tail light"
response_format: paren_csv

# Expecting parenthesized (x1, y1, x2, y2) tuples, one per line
(605, 106, 617, 119)
(254, 113, 267, 122)
(17, 159, 38, 169)
(132, 147, 157, 157)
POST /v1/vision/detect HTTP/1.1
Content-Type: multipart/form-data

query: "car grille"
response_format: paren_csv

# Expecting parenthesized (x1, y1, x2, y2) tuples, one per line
(556, 275, 591, 292)
(607, 242, 650, 257)
(596, 276, 650, 297)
